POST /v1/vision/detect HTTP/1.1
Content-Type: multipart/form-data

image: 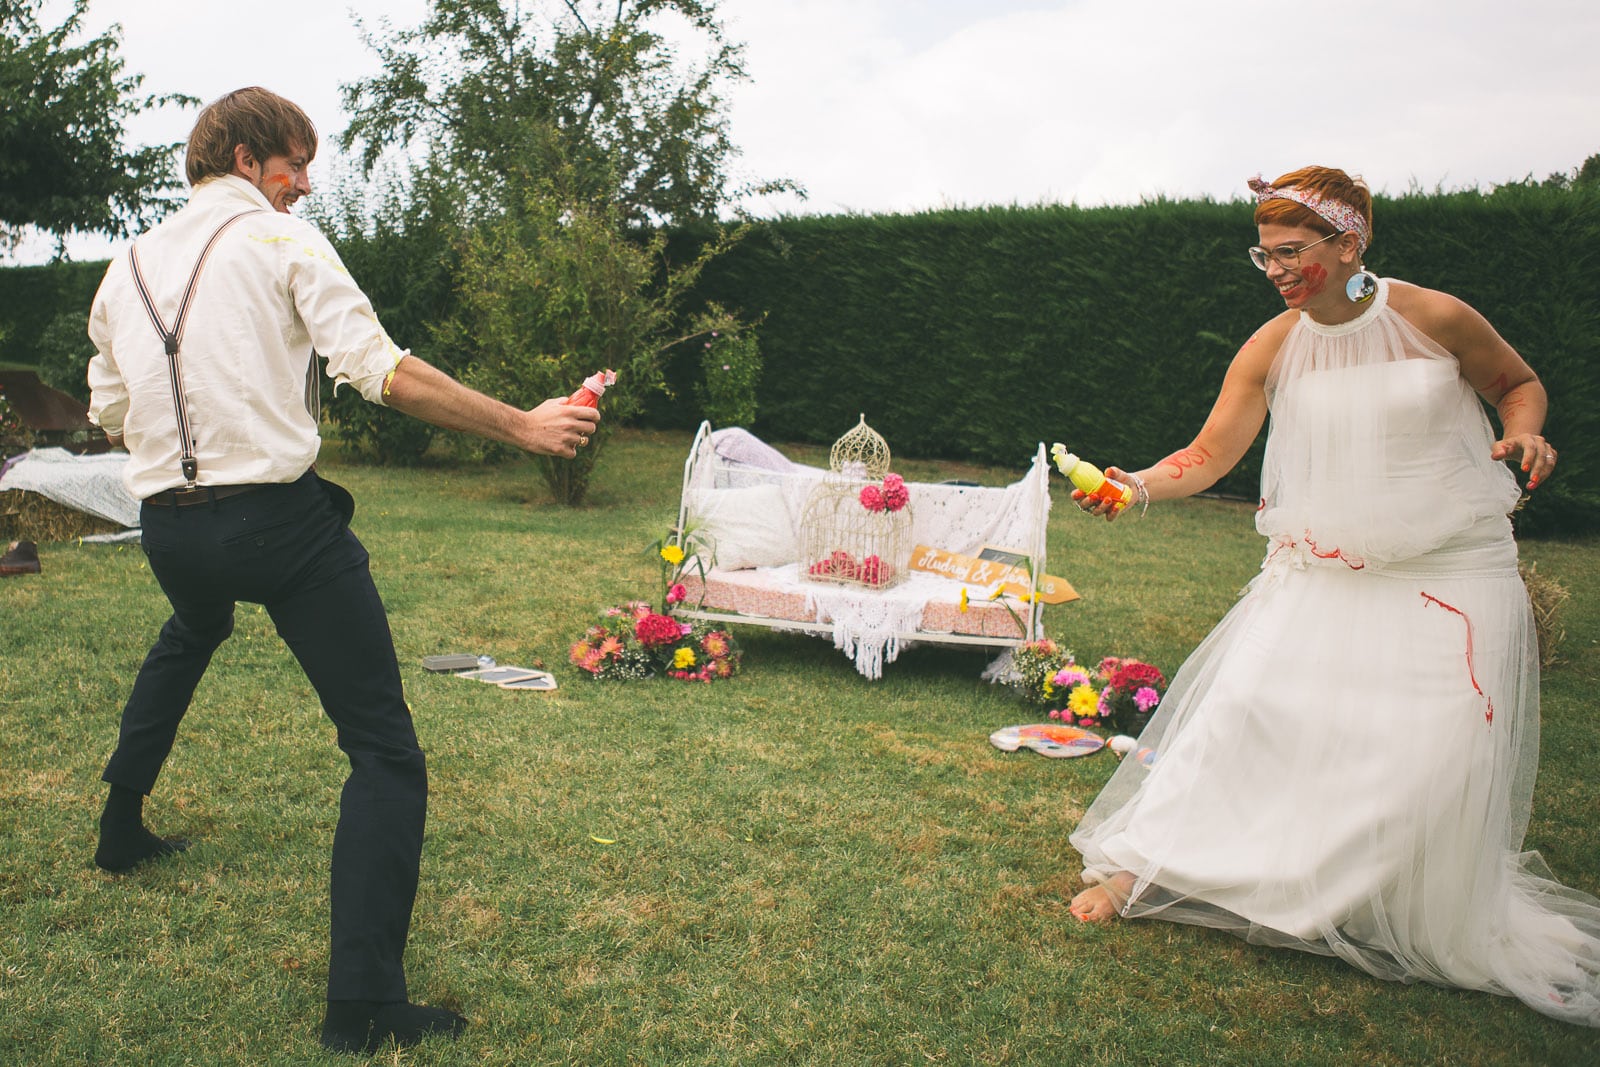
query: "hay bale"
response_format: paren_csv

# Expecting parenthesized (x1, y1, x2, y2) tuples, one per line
(1519, 560, 1570, 669)
(0, 489, 127, 542)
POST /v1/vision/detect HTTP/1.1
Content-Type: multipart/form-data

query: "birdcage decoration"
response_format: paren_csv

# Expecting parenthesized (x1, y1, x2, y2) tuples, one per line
(800, 416, 912, 590)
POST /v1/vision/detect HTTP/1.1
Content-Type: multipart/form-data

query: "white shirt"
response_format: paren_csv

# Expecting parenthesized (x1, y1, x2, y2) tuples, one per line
(88, 175, 406, 499)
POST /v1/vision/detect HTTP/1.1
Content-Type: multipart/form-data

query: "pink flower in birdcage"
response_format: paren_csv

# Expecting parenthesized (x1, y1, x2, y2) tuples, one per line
(859, 485, 886, 511)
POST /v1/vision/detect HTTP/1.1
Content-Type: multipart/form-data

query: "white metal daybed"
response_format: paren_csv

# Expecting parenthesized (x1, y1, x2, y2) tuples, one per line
(669, 422, 1054, 679)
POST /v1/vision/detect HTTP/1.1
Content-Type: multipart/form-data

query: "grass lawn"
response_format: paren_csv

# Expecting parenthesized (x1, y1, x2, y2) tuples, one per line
(2, 427, 1597, 1066)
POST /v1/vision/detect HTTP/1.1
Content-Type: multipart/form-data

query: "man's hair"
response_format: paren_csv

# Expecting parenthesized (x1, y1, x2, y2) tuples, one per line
(185, 87, 318, 186)
(1253, 165, 1373, 246)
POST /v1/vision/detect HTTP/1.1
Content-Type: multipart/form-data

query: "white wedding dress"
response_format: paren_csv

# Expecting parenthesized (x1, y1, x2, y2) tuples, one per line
(1070, 278, 1600, 1025)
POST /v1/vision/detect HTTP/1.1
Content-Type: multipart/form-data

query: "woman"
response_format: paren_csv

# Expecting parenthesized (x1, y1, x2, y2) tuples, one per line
(1066, 166, 1599, 1026)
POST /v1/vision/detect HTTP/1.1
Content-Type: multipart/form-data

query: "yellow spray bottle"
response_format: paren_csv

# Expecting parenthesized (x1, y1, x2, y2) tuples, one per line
(1050, 444, 1134, 512)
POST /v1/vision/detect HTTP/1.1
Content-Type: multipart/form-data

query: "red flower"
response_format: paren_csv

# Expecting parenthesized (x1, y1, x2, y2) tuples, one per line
(635, 612, 684, 647)
(1109, 661, 1165, 694)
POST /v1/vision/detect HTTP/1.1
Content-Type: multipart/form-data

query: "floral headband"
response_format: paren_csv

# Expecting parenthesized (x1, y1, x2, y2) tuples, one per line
(1248, 175, 1370, 253)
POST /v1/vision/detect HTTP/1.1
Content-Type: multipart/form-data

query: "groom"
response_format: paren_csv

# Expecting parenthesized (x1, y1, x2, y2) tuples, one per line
(86, 86, 598, 1054)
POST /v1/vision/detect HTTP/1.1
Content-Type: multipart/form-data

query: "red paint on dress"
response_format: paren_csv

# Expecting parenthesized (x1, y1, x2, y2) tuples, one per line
(1420, 591, 1495, 724)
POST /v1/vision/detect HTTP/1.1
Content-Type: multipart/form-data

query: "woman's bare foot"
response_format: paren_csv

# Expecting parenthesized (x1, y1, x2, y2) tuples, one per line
(1069, 872, 1135, 923)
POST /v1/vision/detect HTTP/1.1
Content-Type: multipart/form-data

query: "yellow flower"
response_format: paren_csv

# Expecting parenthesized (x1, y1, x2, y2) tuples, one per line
(1068, 684, 1100, 718)
(661, 544, 685, 565)
(958, 588, 969, 613)
(673, 647, 697, 669)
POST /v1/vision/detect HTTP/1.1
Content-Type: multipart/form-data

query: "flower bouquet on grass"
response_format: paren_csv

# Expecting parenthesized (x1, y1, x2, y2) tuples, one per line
(568, 539, 742, 683)
(1093, 657, 1167, 735)
(997, 639, 1082, 707)
(1045, 661, 1107, 729)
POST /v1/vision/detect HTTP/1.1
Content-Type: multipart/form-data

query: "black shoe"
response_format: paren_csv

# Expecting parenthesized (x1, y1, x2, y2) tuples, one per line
(320, 1000, 467, 1054)
(93, 828, 190, 872)
(0, 540, 39, 577)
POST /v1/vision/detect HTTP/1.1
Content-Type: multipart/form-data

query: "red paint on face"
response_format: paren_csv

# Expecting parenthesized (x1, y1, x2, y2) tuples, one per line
(1300, 263, 1328, 297)
(1273, 262, 1329, 307)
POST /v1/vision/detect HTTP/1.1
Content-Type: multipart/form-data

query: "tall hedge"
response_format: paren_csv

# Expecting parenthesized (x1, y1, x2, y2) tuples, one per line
(668, 187, 1599, 535)
(0, 259, 107, 363)
(4, 185, 1595, 533)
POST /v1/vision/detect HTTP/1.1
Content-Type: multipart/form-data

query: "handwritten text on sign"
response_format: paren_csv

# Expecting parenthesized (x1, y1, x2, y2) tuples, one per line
(908, 545, 1078, 603)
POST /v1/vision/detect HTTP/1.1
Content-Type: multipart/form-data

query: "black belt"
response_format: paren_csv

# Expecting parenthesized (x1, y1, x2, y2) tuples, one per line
(145, 484, 267, 507)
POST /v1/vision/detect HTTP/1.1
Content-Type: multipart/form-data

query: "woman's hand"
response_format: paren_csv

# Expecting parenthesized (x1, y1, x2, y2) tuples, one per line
(1073, 466, 1137, 522)
(1492, 435, 1557, 490)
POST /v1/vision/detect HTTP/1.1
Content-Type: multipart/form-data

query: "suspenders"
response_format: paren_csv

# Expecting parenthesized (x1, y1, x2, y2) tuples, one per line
(126, 210, 262, 487)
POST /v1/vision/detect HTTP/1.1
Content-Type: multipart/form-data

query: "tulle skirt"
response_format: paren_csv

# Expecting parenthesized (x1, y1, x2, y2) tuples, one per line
(1070, 517, 1600, 1026)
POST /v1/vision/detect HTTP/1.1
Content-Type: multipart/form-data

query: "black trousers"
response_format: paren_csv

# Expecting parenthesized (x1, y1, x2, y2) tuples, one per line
(102, 470, 425, 1003)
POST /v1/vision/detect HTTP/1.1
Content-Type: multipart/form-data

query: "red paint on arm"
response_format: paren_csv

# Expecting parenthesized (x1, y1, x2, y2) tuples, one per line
(1159, 445, 1213, 480)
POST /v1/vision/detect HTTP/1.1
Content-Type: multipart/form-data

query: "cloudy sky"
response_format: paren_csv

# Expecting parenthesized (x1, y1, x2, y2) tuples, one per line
(13, 0, 1599, 262)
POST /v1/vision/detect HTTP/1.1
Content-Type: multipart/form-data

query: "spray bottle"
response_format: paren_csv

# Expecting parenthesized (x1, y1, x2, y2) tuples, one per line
(1050, 444, 1134, 512)
(568, 369, 617, 407)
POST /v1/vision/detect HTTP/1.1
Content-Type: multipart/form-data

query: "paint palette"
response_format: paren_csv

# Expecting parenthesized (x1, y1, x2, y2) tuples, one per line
(989, 723, 1106, 758)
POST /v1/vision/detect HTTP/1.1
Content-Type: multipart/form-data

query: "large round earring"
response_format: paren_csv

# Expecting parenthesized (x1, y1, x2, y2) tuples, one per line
(1345, 269, 1378, 304)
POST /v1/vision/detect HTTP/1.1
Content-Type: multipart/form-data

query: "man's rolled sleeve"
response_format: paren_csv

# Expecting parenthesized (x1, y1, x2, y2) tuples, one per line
(286, 225, 409, 406)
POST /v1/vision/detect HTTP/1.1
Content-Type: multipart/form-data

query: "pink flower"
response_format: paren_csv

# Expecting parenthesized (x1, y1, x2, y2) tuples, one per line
(1048, 709, 1062, 721)
(1134, 686, 1161, 712)
(859, 485, 886, 511)
(666, 583, 687, 605)
(883, 473, 904, 491)
(883, 483, 909, 511)
(1053, 667, 1090, 689)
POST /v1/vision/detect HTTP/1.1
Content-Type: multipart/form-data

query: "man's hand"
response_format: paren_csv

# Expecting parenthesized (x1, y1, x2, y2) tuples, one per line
(521, 398, 600, 458)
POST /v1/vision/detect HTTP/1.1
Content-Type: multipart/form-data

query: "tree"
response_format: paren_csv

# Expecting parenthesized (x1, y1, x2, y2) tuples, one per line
(0, 0, 195, 256)
(339, 0, 796, 226)
(326, 0, 781, 477)
(433, 160, 745, 504)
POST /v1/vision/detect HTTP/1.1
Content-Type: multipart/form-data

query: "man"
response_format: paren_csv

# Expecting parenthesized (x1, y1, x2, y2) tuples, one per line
(86, 87, 599, 1054)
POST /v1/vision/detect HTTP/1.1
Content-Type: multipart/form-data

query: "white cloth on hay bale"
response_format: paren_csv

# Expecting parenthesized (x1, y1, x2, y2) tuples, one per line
(0, 447, 141, 537)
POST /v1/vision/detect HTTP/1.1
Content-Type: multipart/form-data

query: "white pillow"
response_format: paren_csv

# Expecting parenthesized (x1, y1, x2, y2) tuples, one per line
(689, 483, 796, 570)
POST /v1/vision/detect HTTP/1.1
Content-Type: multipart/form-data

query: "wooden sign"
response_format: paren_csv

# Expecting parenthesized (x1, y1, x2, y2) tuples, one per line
(908, 545, 1079, 604)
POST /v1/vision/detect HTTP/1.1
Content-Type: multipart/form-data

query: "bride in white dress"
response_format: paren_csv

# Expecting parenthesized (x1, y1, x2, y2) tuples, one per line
(1066, 166, 1600, 1026)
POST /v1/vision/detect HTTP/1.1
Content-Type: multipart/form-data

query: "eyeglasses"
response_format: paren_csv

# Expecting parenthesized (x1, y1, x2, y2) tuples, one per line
(1247, 231, 1341, 271)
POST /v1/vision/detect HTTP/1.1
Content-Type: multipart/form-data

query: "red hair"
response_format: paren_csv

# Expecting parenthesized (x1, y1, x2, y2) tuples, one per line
(1253, 166, 1373, 246)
